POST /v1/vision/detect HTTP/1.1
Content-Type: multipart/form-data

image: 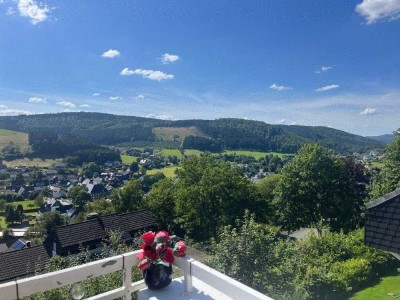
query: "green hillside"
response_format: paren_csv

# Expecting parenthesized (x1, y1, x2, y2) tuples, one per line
(0, 112, 383, 155)
(0, 128, 29, 151)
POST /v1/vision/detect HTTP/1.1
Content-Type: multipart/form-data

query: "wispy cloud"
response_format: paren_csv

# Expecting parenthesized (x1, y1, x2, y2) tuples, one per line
(146, 113, 174, 120)
(315, 84, 339, 92)
(133, 94, 145, 101)
(28, 96, 47, 103)
(277, 118, 286, 123)
(0, 104, 31, 115)
(101, 49, 120, 58)
(161, 53, 180, 64)
(356, 0, 400, 24)
(360, 107, 378, 115)
(120, 68, 174, 81)
(92, 93, 101, 97)
(17, 0, 51, 25)
(109, 96, 120, 100)
(80, 104, 91, 108)
(314, 65, 333, 74)
(290, 122, 298, 125)
(57, 101, 76, 108)
(269, 83, 292, 91)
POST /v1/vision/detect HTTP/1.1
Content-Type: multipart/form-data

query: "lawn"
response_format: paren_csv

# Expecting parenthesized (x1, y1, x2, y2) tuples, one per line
(350, 274, 400, 300)
(0, 128, 30, 152)
(0, 200, 38, 212)
(147, 166, 178, 178)
(4, 158, 62, 168)
(0, 217, 6, 229)
(159, 149, 182, 157)
(121, 154, 138, 165)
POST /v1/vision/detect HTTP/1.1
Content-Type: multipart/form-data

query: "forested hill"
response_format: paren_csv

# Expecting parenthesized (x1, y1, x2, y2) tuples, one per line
(0, 112, 383, 154)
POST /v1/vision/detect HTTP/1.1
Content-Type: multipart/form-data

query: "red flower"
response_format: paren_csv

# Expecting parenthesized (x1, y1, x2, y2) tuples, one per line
(161, 247, 175, 264)
(141, 231, 155, 245)
(136, 251, 144, 260)
(155, 230, 171, 245)
(174, 241, 187, 257)
(155, 243, 165, 253)
(142, 244, 159, 261)
(138, 259, 150, 271)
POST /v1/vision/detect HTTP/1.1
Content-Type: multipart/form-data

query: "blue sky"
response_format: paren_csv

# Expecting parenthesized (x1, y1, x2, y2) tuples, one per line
(1, 0, 400, 136)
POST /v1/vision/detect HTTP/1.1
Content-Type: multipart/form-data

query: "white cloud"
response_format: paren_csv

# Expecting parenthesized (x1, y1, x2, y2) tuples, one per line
(17, 0, 51, 25)
(101, 49, 120, 58)
(161, 53, 180, 64)
(146, 114, 173, 120)
(133, 94, 145, 101)
(109, 96, 120, 100)
(0, 104, 31, 116)
(269, 83, 292, 91)
(7, 7, 15, 15)
(28, 96, 47, 103)
(80, 104, 91, 108)
(356, 0, 400, 24)
(277, 119, 286, 124)
(57, 101, 76, 108)
(92, 93, 101, 97)
(314, 65, 333, 74)
(360, 107, 378, 115)
(120, 68, 174, 81)
(290, 122, 298, 125)
(315, 84, 339, 92)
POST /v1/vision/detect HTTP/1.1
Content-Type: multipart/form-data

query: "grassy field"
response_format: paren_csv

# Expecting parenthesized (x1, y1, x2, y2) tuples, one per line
(153, 126, 205, 143)
(350, 274, 400, 300)
(121, 154, 138, 165)
(159, 149, 182, 157)
(147, 166, 178, 178)
(0, 216, 6, 229)
(223, 150, 292, 159)
(0, 200, 38, 212)
(0, 129, 30, 152)
(4, 158, 62, 168)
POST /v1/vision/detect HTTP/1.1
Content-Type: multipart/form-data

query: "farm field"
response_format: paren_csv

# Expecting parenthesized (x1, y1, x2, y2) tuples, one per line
(147, 166, 178, 178)
(223, 150, 292, 159)
(4, 158, 62, 168)
(121, 154, 138, 165)
(350, 274, 400, 300)
(153, 126, 205, 143)
(0, 129, 30, 152)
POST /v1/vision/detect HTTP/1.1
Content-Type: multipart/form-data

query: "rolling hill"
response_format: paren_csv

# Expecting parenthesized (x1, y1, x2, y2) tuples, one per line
(0, 112, 383, 155)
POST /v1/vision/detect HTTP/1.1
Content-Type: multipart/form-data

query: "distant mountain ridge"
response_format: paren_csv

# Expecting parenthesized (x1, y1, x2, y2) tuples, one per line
(0, 112, 383, 154)
(366, 134, 395, 144)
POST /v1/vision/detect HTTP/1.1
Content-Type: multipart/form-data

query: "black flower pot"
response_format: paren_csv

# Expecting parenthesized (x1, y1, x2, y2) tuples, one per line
(144, 264, 173, 290)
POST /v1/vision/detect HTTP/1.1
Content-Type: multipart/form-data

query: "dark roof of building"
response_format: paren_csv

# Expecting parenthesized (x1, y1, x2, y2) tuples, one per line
(55, 218, 106, 248)
(365, 188, 400, 255)
(101, 210, 158, 240)
(54, 209, 157, 248)
(0, 245, 51, 283)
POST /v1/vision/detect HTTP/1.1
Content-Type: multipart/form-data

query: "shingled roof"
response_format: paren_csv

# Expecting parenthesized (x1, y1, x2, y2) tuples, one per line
(55, 218, 106, 248)
(53, 209, 157, 255)
(364, 188, 400, 255)
(0, 245, 51, 283)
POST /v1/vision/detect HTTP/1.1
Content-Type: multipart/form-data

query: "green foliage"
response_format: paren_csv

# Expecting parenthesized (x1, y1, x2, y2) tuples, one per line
(144, 178, 176, 230)
(111, 180, 144, 213)
(182, 135, 222, 152)
(68, 185, 91, 207)
(273, 144, 364, 233)
(256, 175, 281, 223)
(174, 156, 257, 241)
(27, 212, 66, 240)
(209, 218, 398, 300)
(82, 162, 102, 178)
(369, 137, 400, 199)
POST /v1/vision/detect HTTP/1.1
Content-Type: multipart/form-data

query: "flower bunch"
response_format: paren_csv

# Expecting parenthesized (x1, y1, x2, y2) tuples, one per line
(137, 230, 187, 271)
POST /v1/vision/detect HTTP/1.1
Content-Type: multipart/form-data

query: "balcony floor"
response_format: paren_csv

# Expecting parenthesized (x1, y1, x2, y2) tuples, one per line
(137, 276, 232, 300)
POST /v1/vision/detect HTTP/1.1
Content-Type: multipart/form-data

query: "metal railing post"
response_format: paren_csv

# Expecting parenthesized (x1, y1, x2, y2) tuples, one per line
(123, 254, 133, 300)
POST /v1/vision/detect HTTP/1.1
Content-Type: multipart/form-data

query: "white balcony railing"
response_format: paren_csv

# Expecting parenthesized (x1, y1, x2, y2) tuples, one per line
(0, 250, 272, 300)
